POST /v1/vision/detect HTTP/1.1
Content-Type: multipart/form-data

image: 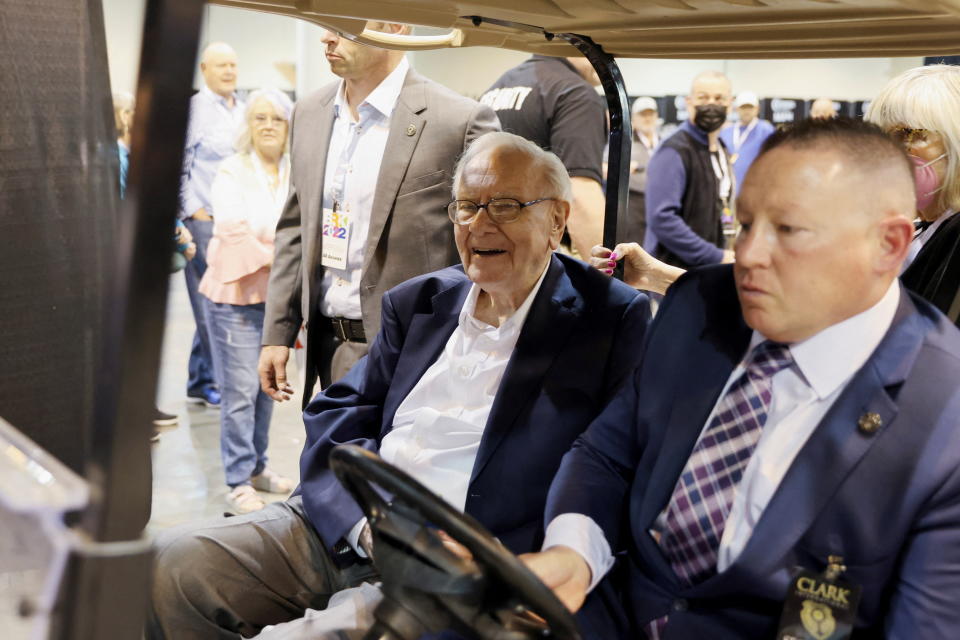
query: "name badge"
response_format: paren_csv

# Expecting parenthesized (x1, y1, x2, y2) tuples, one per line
(321, 205, 351, 270)
(777, 558, 862, 640)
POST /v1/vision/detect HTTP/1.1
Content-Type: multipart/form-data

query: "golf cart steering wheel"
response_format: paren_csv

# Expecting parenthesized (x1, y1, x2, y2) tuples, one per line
(330, 444, 581, 640)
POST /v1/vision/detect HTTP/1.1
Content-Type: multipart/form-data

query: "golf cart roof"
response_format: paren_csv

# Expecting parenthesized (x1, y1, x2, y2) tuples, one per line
(209, 0, 960, 59)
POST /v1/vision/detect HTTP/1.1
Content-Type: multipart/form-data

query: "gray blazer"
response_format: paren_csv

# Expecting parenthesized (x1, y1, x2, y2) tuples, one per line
(262, 68, 499, 395)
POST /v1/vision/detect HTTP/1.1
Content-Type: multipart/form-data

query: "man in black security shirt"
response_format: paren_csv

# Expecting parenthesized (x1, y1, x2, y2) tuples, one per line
(481, 55, 607, 259)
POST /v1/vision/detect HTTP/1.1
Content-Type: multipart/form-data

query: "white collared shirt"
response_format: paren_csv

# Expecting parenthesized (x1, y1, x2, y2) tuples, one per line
(348, 263, 550, 551)
(543, 280, 901, 590)
(319, 57, 410, 320)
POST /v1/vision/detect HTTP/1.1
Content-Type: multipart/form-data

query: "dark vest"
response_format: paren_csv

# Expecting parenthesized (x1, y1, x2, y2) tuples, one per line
(654, 129, 725, 269)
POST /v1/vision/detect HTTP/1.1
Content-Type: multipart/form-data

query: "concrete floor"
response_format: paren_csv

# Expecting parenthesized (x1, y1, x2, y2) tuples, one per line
(148, 275, 305, 532)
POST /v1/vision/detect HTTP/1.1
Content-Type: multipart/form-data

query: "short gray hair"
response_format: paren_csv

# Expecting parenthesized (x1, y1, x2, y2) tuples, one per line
(234, 88, 294, 154)
(452, 131, 573, 205)
(867, 65, 960, 213)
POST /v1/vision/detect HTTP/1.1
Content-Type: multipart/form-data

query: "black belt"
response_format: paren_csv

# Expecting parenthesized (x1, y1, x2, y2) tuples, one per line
(328, 316, 366, 343)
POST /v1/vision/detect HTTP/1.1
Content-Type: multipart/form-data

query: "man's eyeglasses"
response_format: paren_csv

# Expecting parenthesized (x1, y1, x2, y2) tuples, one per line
(447, 197, 557, 225)
(887, 126, 934, 147)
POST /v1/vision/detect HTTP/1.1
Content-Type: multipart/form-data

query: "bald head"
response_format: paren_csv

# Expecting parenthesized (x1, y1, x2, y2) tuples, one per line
(809, 97, 837, 120)
(690, 70, 731, 96)
(200, 42, 238, 98)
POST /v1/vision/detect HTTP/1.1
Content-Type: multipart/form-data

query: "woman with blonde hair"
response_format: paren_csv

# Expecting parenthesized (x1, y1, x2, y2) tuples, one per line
(200, 88, 295, 513)
(867, 64, 960, 324)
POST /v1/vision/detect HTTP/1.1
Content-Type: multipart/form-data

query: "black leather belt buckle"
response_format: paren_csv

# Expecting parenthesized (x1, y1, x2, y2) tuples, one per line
(332, 317, 349, 342)
(329, 317, 366, 343)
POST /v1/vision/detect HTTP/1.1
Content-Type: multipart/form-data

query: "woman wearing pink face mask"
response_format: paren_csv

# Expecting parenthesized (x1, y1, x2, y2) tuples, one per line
(868, 64, 960, 325)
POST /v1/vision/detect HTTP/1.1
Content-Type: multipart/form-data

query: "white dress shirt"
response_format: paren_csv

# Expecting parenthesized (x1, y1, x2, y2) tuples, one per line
(319, 58, 409, 320)
(543, 279, 901, 591)
(347, 264, 550, 551)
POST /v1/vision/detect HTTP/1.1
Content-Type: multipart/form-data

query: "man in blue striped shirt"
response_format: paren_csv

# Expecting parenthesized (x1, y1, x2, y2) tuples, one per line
(179, 42, 245, 408)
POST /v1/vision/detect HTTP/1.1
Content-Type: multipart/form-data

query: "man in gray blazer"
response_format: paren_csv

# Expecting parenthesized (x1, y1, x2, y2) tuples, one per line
(258, 22, 499, 404)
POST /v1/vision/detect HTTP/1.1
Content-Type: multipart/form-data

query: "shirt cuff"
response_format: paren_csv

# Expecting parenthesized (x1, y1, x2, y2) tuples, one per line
(347, 517, 368, 558)
(542, 513, 615, 594)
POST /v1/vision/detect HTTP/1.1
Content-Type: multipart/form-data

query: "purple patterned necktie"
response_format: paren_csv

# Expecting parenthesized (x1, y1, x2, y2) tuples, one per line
(659, 340, 794, 586)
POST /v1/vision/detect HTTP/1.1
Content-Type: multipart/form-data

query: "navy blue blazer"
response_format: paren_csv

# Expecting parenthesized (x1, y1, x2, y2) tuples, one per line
(547, 265, 960, 639)
(299, 253, 651, 557)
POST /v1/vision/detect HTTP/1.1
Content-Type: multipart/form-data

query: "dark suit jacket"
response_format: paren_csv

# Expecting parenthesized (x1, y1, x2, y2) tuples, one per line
(298, 254, 651, 557)
(547, 265, 960, 639)
(262, 68, 499, 399)
(902, 212, 960, 327)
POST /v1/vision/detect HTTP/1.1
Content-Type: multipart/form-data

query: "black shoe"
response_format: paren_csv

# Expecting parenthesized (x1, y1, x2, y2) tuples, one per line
(153, 409, 179, 427)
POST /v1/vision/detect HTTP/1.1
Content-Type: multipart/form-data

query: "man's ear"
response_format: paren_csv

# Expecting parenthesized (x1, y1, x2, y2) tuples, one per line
(386, 22, 410, 35)
(548, 200, 571, 249)
(876, 214, 914, 274)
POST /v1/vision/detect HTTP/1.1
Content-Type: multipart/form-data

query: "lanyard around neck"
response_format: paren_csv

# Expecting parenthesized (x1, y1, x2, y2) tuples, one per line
(732, 119, 758, 152)
(710, 144, 732, 202)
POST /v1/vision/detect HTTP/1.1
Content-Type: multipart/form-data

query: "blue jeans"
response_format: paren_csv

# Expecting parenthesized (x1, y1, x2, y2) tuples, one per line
(205, 301, 274, 487)
(183, 217, 217, 396)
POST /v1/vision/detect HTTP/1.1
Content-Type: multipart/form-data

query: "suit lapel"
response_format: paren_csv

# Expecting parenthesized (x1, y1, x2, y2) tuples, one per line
(469, 257, 580, 484)
(381, 281, 468, 433)
(631, 273, 751, 587)
(361, 70, 426, 278)
(725, 292, 924, 580)
(637, 274, 752, 531)
(303, 88, 337, 299)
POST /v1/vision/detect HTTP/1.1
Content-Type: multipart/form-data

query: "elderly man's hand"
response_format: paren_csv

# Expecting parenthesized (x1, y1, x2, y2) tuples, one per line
(519, 546, 591, 613)
(589, 243, 685, 295)
(258, 345, 294, 401)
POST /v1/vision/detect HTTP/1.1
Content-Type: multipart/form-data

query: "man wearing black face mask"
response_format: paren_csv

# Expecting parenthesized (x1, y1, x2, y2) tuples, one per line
(643, 71, 736, 269)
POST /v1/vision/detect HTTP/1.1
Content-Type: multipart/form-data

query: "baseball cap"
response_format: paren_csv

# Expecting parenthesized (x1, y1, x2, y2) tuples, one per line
(735, 91, 760, 108)
(631, 96, 658, 115)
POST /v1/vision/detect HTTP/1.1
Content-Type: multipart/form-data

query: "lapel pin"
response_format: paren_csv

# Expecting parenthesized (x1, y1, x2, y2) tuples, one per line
(857, 412, 882, 435)
(406, 124, 417, 136)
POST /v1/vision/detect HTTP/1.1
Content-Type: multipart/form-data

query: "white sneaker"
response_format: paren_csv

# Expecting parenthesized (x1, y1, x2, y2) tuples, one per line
(226, 485, 265, 514)
(250, 468, 295, 494)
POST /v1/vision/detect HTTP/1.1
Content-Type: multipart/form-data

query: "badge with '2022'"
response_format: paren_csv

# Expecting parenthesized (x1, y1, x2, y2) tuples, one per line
(321, 205, 351, 270)
(777, 559, 862, 640)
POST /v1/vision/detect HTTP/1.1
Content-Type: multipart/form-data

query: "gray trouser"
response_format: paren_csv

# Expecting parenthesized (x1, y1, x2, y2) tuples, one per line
(146, 497, 378, 640)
